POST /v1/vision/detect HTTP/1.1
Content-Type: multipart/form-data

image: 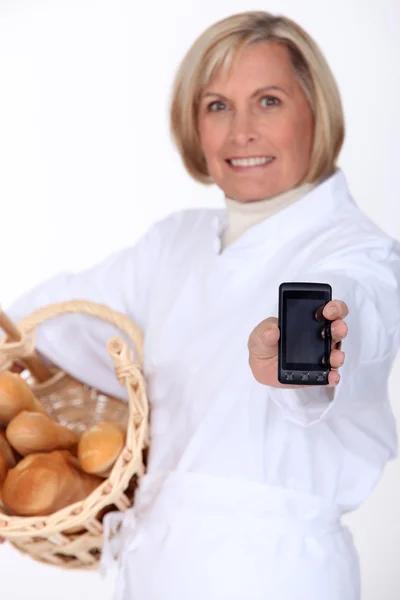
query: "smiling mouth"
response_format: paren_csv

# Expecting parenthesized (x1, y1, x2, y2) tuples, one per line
(226, 156, 275, 168)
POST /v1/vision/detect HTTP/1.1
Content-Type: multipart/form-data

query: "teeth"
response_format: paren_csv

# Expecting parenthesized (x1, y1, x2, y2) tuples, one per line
(229, 156, 274, 167)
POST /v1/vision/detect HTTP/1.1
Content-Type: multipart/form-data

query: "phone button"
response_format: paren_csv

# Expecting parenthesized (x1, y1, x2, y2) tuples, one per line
(316, 374, 326, 382)
(285, 372, 295, 381)
(300, 373, 309, 382)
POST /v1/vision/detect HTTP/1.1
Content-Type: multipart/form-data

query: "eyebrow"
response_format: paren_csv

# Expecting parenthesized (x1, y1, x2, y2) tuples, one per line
(201, 85, 287, 101)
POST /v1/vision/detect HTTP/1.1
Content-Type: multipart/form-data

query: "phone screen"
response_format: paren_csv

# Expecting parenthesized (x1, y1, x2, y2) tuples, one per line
(282, 291, 330, 370)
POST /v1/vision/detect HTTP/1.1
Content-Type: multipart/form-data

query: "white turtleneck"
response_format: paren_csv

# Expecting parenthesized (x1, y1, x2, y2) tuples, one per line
(221, 182, 317, 249)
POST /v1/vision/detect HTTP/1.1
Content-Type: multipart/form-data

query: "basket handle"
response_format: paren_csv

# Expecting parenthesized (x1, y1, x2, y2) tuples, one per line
(0, 307, 53, 381)
(0, 300, 144, 371)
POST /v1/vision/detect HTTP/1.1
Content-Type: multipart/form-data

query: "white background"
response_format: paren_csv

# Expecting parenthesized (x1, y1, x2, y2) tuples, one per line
(0, 1, 399, 598)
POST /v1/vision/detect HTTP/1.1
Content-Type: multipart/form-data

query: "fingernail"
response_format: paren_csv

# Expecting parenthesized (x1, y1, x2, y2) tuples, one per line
(330, 307, 337, 318)
(334, 373, 340, 384)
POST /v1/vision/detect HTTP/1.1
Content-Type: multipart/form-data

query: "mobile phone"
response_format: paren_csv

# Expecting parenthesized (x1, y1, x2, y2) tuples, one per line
(278, 282, 332, 385)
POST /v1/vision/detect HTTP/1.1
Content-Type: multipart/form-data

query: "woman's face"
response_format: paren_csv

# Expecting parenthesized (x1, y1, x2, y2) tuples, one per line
(197, 41, 314, 202)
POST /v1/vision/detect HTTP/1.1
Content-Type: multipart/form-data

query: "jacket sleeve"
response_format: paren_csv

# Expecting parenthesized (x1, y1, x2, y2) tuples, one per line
(4, 223, 164, 400)
(267, 239, 400, 434)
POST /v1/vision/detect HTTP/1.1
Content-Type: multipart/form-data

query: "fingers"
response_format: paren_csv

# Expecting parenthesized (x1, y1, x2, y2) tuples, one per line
(323, 300, 349, 321)
(327, 369, 341, 386)
(327, 347, 345, 387)
(330, 319, 348, 346)
(320, 300, 348, 350)
(248, 317, 280, 360)
(330, 348, 345, 369)
(319, 304, 346, 386)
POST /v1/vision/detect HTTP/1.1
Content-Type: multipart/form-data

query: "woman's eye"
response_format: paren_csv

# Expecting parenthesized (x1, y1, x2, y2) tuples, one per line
(208, 101, 227, 112)
(260, 96, 280, 107)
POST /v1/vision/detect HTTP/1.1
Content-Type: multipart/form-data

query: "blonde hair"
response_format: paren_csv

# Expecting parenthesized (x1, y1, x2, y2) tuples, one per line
(170, 11, 345, 184)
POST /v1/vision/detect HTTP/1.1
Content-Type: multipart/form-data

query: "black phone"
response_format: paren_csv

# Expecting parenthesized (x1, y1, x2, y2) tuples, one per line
(278, 282, 332, 385)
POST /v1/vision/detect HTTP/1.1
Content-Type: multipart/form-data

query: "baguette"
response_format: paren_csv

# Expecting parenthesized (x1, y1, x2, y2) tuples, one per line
(0, 371, 46, 426)
(78, 421, 126, 477)
(6, 411, 79, 456)
(1, 450, 103, 516)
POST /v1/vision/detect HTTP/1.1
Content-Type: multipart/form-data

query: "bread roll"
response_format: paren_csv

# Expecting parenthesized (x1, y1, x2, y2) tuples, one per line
(78, 422, 126, 476)
(0, 371, 46, 426)
(0, 430, 17, 467)
(0, 450, 9, 485)
(1, 450, 103, 516)
(6, 411, 79, 456)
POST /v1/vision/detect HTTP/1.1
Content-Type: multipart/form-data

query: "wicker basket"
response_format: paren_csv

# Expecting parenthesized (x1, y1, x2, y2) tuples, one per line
(0, 300, 149, 570)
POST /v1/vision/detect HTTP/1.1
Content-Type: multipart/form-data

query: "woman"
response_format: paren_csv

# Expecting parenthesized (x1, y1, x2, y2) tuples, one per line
(3, 11, 400, 600)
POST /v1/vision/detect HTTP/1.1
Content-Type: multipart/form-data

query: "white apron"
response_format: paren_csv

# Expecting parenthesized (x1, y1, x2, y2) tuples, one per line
(7, 170, 400, 600)
(101, 471, 359, 600)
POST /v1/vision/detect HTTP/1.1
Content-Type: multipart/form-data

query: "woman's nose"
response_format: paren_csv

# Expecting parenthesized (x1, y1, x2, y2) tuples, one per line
(228, 110, 259, 146)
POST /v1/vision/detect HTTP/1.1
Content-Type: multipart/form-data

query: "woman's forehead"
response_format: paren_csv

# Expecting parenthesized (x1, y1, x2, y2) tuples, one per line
(202, 42, 296, 96)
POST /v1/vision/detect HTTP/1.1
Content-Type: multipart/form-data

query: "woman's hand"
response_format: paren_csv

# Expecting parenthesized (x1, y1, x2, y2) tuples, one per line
(248, 299, 349, 388)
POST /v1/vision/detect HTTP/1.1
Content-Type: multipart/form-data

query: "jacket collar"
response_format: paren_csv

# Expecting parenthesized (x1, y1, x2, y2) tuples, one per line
(212, 169, 354, 258)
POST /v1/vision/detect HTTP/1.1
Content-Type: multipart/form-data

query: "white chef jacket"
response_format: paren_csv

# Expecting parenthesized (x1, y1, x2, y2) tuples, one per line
(7, 170, 400, 600)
